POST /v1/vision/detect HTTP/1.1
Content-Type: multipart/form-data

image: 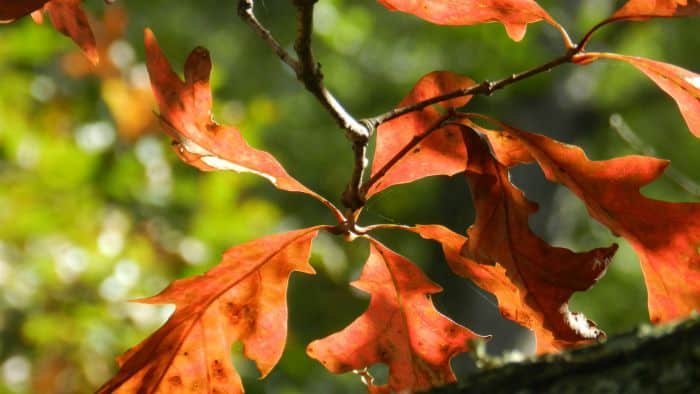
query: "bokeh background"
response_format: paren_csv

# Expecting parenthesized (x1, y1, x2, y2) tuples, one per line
(1, 0, 698, 392)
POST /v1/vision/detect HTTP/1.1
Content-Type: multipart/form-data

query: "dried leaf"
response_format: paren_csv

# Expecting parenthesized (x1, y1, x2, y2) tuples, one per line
(499, 126, 700, 323)
(98, 227, 322, 393)
(575, 53, 700, 138)
(412, 129, 615, 353)
(368, 71, 474, 197)
(377, 0, 557, 41)
(307, 239, 483, 393)
(44, 0, 98, 64)
(144, 29, 324, 198)
(611, 0, 700, 20)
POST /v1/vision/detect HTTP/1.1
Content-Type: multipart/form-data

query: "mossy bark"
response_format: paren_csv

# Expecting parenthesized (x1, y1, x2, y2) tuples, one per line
(429, 316, 700, 394)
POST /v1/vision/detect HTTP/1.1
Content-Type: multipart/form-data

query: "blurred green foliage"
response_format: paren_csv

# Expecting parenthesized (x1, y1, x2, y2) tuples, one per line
(0, 1, 698, 393)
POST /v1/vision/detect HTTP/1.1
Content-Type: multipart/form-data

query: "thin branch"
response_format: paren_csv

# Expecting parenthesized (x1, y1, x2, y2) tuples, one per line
(237, 0, 299, 72)
(362, 16, 624, 130)
(291, 0, 370, 213)
(291, 0, 369, 140)
(238, 0, 370, 215)
(363, 47, 580, 128)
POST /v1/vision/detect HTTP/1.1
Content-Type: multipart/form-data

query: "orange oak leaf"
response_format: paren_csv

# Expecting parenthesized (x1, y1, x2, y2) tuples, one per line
(575, 53, 700, 138)
(611, 0, 700, 20)
(144, 29, 338, 214)
(376, 0, 557, 41)
(32, 0, 99, 64)
(98, 227, 322, 394)
(367, 71, 474, 198)
(307, 239, 483, 393)
(0, 0, 49, 21)
(413, 128, 616, 353)
(497, 126, 700, 323)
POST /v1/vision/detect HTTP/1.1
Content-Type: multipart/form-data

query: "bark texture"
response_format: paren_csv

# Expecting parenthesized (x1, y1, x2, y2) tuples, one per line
(429, 316, 700, 394)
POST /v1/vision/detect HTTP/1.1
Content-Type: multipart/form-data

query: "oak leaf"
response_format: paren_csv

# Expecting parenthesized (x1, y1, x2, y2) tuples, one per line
(97, 227, 322, 393)
(367, 71, 474, 197)
(412, 129, 615, 353)
(611, 0, 700, 20)
(307, 239, 483, 393)
(24, 0, 99, 64)
(144, 29, 329, 200)
(376, 0, 557, 41)
(496, 126, 700, 323)
(575, 53, 700, 138)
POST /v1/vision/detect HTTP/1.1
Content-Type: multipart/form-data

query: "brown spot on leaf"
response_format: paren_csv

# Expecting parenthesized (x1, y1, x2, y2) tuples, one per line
(168, 376, 183, 386)
(212, 359, 227, 380)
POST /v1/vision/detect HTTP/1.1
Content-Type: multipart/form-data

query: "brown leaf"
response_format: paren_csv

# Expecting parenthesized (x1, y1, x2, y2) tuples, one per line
(367, 71, 474, 197)
(611, 0, 700, 20)
(413, 128, 616, 353)
(377, 0, 557, 41)
(44, 0, 98, 64)
(144, 29, 331, 202)
(499, 126, 700, 323)
(575, 53, 700, 138)
(98, 227, 322, 393)
(307, 239, 483, 393)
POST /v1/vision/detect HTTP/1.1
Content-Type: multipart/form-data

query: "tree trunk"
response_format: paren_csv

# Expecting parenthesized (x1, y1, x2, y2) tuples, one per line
(429, 316, 700, 394)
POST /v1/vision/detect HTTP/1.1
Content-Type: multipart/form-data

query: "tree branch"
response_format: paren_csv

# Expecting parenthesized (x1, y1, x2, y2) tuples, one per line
(291, 0, 369, 213)
(427, 316, 700, 394)
(291, 0, 368, 141)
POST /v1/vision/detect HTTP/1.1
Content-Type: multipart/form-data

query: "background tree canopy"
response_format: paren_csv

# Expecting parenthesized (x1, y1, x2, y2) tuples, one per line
(0, 0, 698, 392)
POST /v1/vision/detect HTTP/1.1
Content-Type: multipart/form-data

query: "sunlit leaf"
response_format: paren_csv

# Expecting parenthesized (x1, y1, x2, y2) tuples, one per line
(575, 53, 700, 138)
(490, 124, 700, 322)
(412, 129, 615, 353)
(144, 29, 341, 218)
(307, 239, 483, 393)
(376, 0, 557, 41)
(367, 71, 474, 197)
(611, 0, 700, 20)
(98, 227, 322, 393)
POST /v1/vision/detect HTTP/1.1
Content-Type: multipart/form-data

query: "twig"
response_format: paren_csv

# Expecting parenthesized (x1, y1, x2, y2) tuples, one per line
(363, 46, 581, 129)
(361, 13, 633, 130)
(291, 0, 369, 213)
(239, 0, 369, 216)
(610, 114, 700, 197)
(237, 0, 299, 72)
